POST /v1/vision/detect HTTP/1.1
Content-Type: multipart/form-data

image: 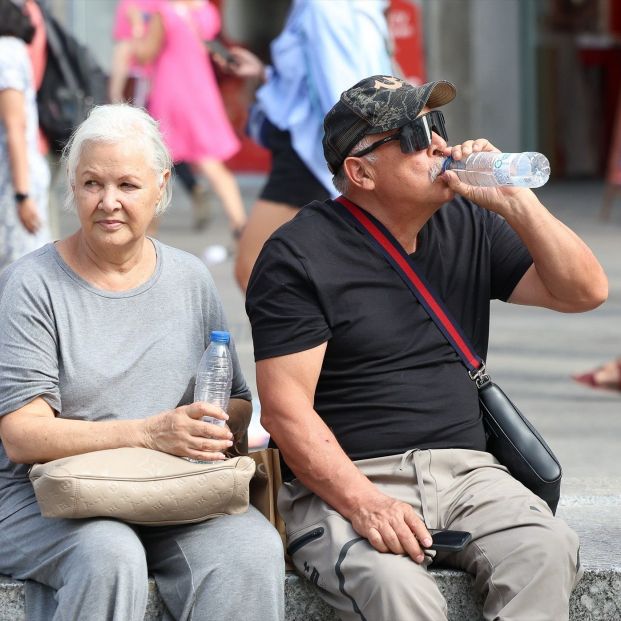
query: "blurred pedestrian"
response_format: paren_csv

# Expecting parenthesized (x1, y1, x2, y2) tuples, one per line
(111, 0, 213, 230)
(129, 0, 246, 239)
(225, 0, 393, 292)
(0, 0, 50, 272)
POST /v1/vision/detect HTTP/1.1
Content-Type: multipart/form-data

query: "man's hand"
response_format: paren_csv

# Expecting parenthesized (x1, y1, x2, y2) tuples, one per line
(142, 403, 233, 461)
(439, 138, 530, 213)
(349, 492, 432, 563)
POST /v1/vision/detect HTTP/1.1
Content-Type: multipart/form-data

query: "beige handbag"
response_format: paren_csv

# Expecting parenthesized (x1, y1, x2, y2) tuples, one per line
(249, 448, 286, 547)
(29, 447, 255, 526)
(249, 447, 292, 568)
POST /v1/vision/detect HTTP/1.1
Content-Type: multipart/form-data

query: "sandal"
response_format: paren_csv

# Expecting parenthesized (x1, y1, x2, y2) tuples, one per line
(572, 359, 621, 392)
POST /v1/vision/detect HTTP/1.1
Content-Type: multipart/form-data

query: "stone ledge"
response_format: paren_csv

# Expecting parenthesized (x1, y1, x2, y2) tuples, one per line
(284, 569, 482, 620)
(2, 498, 620, 620)
(2, 567, 620, 621)
(0, 571, 476, 621)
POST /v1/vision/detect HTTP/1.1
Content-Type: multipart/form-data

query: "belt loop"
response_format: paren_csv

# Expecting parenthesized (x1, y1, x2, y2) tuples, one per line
(398, 449, 430, 527)
(399, 448, 416, 471)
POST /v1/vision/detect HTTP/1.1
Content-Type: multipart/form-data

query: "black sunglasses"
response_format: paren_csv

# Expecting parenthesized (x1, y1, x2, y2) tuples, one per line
(350, 110, 448, 160)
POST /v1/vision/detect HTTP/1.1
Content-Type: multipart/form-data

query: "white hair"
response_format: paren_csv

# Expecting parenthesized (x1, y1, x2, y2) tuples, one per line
(61, 104, 174, 215)
(332, 134, 379, 195)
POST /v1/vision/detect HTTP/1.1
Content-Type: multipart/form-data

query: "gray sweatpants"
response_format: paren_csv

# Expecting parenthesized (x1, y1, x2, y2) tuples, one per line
(280, 449, 582, 621)
(0, 501, 284, 621)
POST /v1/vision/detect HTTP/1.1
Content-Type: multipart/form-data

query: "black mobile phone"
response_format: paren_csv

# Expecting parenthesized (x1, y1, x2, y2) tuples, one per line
(206, 38, 237, 66)
(428, 529, 472, 552)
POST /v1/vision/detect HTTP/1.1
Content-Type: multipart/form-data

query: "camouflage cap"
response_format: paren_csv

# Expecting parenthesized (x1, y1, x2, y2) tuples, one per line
(322, 75, 457, 173)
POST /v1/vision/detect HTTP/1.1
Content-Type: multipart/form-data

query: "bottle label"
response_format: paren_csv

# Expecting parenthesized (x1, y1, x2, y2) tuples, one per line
(492, 154, 512, 185)
(452, 152, 549, 188)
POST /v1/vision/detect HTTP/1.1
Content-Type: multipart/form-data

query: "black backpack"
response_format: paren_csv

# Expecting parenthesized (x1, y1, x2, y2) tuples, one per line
(37, 5, 109, 152)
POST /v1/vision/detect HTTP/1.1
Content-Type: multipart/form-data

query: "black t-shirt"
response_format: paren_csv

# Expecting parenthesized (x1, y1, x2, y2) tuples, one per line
(246, 197, 532, 477)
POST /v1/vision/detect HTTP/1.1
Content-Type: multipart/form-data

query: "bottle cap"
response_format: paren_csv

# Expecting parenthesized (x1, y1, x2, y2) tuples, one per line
(210, 330, 230, 344)
(441, 156, 453, 174)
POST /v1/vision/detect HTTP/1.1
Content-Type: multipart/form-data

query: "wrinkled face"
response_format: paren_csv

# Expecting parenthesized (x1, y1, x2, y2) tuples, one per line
(73, 141, 167, 249)
(348, 107, 453, 206)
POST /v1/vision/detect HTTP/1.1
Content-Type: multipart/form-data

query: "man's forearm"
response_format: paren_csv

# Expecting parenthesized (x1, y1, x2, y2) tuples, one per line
(264, 405, 381, 519)
(502, 192, 607, 309)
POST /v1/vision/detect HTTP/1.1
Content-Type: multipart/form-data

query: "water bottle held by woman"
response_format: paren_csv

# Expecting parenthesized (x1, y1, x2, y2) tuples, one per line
(194, 330, 233, 426)
(443, 152, 550, 188)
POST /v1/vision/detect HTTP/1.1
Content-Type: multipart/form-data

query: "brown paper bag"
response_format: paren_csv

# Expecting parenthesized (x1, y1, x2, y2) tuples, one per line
(249, 448, 290, 565)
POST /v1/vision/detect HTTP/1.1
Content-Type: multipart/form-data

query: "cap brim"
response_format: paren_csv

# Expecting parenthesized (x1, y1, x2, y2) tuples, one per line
(425, 80, 457, 109)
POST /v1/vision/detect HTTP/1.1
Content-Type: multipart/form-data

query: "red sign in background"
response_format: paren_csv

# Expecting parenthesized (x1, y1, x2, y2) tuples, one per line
(389, 0, 426, 86)
(218, 0, 427, 172)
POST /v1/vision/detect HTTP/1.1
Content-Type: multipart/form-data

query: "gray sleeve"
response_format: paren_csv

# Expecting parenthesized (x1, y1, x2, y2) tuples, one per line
(0, 270, 61, 417)
(228, 336, 252, 402)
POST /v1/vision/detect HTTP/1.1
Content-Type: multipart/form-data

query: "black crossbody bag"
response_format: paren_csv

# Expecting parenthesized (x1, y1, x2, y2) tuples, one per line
(334, 196, 561, 514)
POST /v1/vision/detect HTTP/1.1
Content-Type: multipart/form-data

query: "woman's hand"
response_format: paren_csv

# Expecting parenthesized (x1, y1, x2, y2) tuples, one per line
(142, 402, 234, 461)
(17, 197, 41, 234)
(223, 46, 266, 81)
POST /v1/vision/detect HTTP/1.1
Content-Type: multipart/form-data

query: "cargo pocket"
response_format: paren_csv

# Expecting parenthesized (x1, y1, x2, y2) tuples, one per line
(286, 524, 329, 588)
(287, 526, 325, 557)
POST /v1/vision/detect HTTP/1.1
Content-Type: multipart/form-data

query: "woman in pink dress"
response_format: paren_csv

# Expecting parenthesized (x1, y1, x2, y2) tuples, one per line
(130, 0, 246, 237)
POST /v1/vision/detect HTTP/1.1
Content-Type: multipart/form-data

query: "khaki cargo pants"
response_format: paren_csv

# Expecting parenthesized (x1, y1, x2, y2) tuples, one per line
(279, 449, 582, 621)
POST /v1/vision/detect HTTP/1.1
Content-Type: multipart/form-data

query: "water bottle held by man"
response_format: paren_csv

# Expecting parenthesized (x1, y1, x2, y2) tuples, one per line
(443, 151, 550, 188)
(194, 330, 233, 426)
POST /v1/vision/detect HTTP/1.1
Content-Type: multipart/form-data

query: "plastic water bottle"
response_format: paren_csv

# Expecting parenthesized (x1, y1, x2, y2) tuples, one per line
(442, 152, 550, 188)
(194, 330, 233, 426)
(185, 331, 233, 464)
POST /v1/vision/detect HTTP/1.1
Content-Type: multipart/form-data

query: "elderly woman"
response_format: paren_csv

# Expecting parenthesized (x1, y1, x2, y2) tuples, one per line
(0, 104, 284, 620)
